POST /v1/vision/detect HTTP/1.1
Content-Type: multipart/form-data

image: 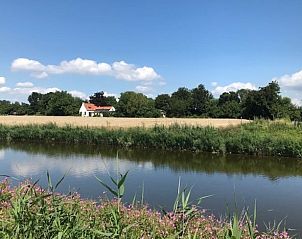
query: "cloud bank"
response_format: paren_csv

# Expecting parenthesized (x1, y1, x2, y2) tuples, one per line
(212, 82, 256, 96)
(16, 82, 34, 87)
(273, 69, 302, 90)
(0, 76, 6, 85)
(11, 58, 161, 82)
(0, 77, 87, 99)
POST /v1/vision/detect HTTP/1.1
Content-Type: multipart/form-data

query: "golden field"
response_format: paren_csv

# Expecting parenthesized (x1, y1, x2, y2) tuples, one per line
(0, 116, 250, 128)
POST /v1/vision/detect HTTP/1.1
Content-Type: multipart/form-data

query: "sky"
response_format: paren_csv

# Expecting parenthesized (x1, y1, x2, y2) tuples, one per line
(1, 0, 302, 104)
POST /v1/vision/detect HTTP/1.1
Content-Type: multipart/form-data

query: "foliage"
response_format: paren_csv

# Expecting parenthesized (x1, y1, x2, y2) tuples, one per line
(0, 100, 32, 115)
(242, 81, 285, 120)
(0, 120, 302, 158)
(45, 91, 82, 116)
(116, 91, 161, 117)
(191, 84, 214, 116)
(28, 91, 82, 116)
(89, 91, 117, 107)
(155, 94, 171, 114)
(218, 92, 241, 118)
(154, 81, 301, 120)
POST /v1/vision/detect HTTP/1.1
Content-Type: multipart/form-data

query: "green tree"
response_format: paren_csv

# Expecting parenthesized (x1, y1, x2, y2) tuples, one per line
(206, 99, 221, 118)
(218, 92, 241, 118)
(155, 94, 171, 114)
(242, 81, 281, 119)
(28, 92, 43, 113)
(89, 91, 117, 107)
(45, 91, 82, 116)
(169, 87, 192, 117)
(191, 84, 213, 116)
(0, 100, 31, 115)
(116, 91, 160, 117)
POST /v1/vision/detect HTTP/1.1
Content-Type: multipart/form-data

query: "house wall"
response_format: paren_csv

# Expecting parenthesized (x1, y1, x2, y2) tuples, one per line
(79, 104, 87, 117)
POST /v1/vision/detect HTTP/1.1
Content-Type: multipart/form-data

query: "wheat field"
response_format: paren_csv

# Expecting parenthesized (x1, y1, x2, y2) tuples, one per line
(0, 116, 250, 128)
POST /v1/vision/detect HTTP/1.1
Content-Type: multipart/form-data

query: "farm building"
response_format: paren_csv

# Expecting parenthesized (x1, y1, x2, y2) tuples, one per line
(79, 103, 115, 117)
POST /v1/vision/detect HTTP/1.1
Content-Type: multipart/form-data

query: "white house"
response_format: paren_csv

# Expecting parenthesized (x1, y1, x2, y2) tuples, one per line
(79, 103, 115, 117)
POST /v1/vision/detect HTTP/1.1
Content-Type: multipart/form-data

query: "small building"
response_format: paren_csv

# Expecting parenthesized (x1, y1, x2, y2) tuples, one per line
(79, 103, 115, 117)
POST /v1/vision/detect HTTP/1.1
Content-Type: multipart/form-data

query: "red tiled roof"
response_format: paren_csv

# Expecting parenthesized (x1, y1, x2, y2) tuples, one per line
(83, 103, 113, 111)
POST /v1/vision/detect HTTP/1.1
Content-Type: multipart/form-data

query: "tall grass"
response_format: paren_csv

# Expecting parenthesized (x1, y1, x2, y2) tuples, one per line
(0, 120, 301, 157)
(0, 176, 291, 239)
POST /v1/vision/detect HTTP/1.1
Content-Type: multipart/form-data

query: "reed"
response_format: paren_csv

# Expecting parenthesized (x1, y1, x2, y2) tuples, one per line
(0, 120, 301, 157)
(0, 177, 291, 239)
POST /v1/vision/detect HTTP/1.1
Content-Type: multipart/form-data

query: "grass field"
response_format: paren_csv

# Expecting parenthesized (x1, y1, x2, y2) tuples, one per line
(0, 116, 250, 128)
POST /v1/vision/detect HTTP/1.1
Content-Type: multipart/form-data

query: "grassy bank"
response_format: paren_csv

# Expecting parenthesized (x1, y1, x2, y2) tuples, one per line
(0, 179, 290, 239)
(0, 120, 301, 157)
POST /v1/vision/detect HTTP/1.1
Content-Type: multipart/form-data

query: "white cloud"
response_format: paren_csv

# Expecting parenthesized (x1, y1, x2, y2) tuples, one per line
(291, 98, 302, 106)
(135, 85, 152, 93)
(11, 58, 45, 72)
(211, 81, 218, 87)
(103, 91, 118, 98)
(16, 82, 34, 87)
(0, 86, 11, 93)
(273, 69, 302, 90)
(2, 85, 86, 100)
(212, 82, 256, 96)
(32, 72, 48, 79)
(13, 86, 61, 95)
(0, 76, 6, 85)
(11, 57, 161, 82)
(159, 81, 166, 86)
(271, 69, 302, 106)
(68, 90, 87, 99)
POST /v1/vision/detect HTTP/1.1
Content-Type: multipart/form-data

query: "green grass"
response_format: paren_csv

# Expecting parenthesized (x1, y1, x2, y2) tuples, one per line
(0, 120, 301, 157)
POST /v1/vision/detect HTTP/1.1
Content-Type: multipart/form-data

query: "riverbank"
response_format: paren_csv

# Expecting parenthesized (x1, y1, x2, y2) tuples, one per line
(0, 120, 301, 158)
(0, 179, 290, 238)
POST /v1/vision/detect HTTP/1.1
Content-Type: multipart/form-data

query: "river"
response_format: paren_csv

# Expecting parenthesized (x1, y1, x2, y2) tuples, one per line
(0, 143, 301, 236)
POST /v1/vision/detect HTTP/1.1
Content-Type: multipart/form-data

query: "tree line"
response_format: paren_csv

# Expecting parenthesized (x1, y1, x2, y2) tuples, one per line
(0, 91, 82, 116)
(0, 81, 301, 120)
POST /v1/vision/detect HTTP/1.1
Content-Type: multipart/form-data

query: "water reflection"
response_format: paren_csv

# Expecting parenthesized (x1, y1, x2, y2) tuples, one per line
(0, 150, 5, 160)
(2, 142, 302, 180)
(9, 153, 149, 178)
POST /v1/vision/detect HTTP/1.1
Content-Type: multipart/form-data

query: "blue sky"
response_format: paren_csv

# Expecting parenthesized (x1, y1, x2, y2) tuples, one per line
(1, 0, 302, 104)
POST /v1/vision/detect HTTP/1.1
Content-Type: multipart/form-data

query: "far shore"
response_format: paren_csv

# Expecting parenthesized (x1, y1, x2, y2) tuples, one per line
(0, 116, 250, 128)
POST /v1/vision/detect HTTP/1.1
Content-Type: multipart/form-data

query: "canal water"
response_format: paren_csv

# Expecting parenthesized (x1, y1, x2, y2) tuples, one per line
(0, 143, 301, 235)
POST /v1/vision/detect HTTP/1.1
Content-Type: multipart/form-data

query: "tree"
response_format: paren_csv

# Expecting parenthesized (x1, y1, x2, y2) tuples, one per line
(206, 99, 221, 118)
(45, 91, 82, 116)
(242, 81, 281, 119)
(105, 96, 118, 107)
(218, 92, 241, 118)
(116, 91, 160, 117)
(28, 91, 83, 116)
(89, 91, 117, 107)
(28, 92, 43, 113)
(155, 94, 171, 114)
(169, 87, 192, 117)
(259, 81, 281, 119)
(191, 84, 213, 116)
(218, 92, 240, 105)
(271, 97, 301, 121)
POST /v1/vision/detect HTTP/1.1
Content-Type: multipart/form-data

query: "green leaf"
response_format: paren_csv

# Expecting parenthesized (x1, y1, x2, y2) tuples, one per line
(95, 176, 118, 197)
